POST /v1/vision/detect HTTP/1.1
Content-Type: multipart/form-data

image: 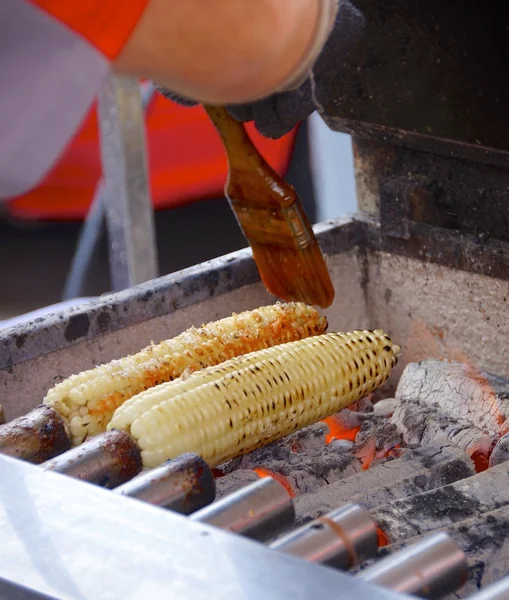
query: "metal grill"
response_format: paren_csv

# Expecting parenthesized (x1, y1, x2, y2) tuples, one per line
(3, 2, 509, 597)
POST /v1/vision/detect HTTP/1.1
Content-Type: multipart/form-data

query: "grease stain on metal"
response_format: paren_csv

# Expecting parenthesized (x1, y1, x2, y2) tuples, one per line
(97, 311, 112, 332)
(64, 314, 91, 342)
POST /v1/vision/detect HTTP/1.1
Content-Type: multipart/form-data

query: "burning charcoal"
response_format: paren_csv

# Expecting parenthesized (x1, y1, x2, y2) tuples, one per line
(324, 409, 365, 442)
(373, 460, 509, 544)
(223, 423, 363, 495)
(373, 398, 401, 419)
(330, 439, 354, 452)
(391, 398, 493, 470)
(376, 504, 509, 598)
(352, 418, 402, 470)
(294, 443, 474, 526)
(349, 396, 375, 413)
(396, 360, 509, 437)
(489, 433, 509, 468)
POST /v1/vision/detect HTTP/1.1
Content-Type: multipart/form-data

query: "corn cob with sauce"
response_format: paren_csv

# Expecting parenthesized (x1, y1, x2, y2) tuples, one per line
(43, 303, 327, 445)
(109, 329, 400, 469)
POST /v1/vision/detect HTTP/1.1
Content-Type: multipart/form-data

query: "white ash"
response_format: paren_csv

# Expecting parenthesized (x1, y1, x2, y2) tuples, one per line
(294, 443, 474, 525)
(214, 470, 260, 499)
(373, 398, 400, 419)
(489, 433, 509, 468)
(366, 504, 509, 598)
(219, 422, 363, 495)
(373, 459, 509, 544)
(391, 399, 493, 458)
(396, 360, 509, 439)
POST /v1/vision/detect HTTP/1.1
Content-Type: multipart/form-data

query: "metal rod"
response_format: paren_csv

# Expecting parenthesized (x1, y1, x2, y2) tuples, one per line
(115, 453, 216, 515)
(190, 477, 295, 542)
(469, 575, 509, 600)
(270, 503, 378, 570)
(42, 430, 142, 489)
(0, 405, 70, 464)
(98, 75, 158, 291)
(358, 532, 468, 599)
(64, 83, 157, 301)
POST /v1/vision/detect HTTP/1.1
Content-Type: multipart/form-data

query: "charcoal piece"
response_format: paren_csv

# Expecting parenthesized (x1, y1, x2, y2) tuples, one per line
(391, 398, 493, 459)
(370, 505, 509, 598)
(489, 433, 509, 468)
(353, 418, 402, 468)
(294, 443, 474, 526)
(373, 398, 400, 418)
(373, 460, 509, 544)
(221, 423, 363, 495)
(396, 360, 509, 438)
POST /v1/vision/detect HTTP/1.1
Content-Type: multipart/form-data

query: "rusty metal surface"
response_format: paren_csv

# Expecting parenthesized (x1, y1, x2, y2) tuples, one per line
(42, 430, 142, 488)
(352, 139, 509, 244)
(0, 405, 70, 464)
(115, 453, 216, 514)
(270, 503, 378, 570)
(320, 0, 509, 154)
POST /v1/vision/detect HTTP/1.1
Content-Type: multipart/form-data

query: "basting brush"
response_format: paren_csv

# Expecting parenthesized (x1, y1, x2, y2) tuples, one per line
(204, 105, 335, 309)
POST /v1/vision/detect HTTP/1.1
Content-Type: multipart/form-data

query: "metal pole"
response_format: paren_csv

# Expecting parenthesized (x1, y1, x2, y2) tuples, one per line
(98, 76, 158, 291)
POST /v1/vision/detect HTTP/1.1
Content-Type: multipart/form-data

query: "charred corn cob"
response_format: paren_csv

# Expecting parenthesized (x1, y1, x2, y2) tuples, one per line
(43, 303, 327, 446)
(109, 329, 400, 469)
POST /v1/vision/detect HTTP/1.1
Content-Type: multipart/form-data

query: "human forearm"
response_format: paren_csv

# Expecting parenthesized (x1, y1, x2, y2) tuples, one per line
(114, 0, 337, 104)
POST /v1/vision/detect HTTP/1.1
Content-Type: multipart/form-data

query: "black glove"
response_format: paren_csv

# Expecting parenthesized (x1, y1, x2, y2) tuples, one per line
(156, 0, 364, 139)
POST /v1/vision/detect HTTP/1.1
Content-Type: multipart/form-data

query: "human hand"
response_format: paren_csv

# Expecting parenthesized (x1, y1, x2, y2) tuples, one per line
(156, 0, 364, 138)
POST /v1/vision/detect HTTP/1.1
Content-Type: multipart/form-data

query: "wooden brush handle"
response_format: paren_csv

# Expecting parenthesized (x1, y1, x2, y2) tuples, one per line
(204, 105, 296, 209)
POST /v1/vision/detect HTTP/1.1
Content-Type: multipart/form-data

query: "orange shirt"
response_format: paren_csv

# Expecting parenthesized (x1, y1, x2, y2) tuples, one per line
(28, 0, 151, 59)
(7, 93, 298, 221)
(3, 1, 297, 208)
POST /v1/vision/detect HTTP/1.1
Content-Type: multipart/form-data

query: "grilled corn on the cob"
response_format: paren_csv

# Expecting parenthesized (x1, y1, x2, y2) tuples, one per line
(43, 303, 327, 445)
(109, 329, 400, 469)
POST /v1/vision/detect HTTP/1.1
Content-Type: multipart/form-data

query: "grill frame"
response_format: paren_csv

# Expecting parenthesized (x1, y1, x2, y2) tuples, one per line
(2, 213, 509, 420)
(0, 452, 412, 600)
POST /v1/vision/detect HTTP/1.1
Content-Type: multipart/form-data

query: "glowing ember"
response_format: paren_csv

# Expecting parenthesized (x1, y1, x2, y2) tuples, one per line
(253, 467, 296, 498)
(470, 449, 491, 473)
(377, 526, 390, 548)
(355, 439, 401, 471)
(323, 413, 361, 444)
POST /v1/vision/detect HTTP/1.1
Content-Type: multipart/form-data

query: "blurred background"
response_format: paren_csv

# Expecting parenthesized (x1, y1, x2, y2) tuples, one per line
(0, 89, 356, 326)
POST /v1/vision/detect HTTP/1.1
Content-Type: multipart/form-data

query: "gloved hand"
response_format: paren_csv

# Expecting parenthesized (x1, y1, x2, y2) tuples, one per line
(156, 0, 364, 139)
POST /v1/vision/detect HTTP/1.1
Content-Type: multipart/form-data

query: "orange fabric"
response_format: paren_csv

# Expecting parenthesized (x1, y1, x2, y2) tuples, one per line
(28, 0, 150, 59)
(7, 94, 298, 221)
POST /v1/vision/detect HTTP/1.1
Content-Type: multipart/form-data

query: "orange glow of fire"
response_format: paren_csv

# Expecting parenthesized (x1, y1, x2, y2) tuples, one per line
(406, 318, 508, 469)
(470, 449, 491, 473)
(356, 441, 401, 471)
(377, 527, 390, 548)
(253, 467, 296, 498)
(323, 415, 361, 444)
